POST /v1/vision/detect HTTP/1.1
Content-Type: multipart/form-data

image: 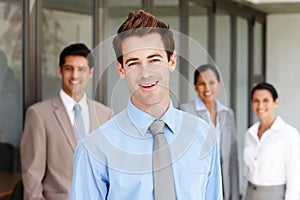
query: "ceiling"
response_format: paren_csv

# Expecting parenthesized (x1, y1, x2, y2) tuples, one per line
(235, 0, 300, 13)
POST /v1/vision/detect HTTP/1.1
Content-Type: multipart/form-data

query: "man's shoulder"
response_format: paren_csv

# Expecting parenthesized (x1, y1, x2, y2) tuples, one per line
(27, 95, 58, 111)
(88, 109, 124, 132)
(180, 108, 209, 127)
(87, 99, 112, 113)
(180, 101, 194, 110)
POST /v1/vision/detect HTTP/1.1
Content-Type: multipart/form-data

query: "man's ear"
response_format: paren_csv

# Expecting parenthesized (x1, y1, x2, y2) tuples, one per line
(89, 67, 94, 79)
(116, 60, 125, 79)
(169, 51, 177, 72)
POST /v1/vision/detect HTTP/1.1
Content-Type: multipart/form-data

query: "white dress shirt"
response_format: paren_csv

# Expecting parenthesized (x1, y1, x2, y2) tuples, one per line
(243, 116, 300, 200)
(59, 89, 90, 135)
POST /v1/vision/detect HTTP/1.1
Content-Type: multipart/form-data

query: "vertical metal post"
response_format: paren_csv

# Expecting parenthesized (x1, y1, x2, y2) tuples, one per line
(248, 17, 255, 126)
(231, 14, 237, 111)
(179, 0, 189, 104)
(93, 0, 108, 105)
(142, 0, 153, 13)
(23, 0, 42, 111)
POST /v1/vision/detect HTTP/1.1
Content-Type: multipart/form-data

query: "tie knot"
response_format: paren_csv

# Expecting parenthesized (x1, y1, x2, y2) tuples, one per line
(149, 120, 165, 136)
(73, 103, 81, 112)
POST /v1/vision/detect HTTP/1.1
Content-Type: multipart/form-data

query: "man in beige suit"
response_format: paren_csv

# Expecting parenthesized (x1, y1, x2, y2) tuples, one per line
(21, 43, 113, 200)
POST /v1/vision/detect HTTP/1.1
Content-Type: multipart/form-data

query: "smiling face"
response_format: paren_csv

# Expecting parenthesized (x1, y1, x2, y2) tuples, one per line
(116, 33, 176, 116)
(60, 55, 94, 102)
(194, 69, 221, 104)
(251, 89, 279, 121)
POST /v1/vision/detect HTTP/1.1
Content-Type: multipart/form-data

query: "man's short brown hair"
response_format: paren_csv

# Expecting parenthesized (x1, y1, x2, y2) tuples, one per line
(112, 10, 175, 66)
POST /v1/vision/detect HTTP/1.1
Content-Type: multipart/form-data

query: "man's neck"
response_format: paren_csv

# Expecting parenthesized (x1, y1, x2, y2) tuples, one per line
(131, 98, 170, 118)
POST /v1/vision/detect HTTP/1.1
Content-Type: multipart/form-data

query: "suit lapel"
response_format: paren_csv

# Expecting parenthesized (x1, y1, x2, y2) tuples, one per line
(218, 111, 226, 161)
(197, 110, 210, 122)
(88, 100, 100, 132)
(53, 95, 77, 152)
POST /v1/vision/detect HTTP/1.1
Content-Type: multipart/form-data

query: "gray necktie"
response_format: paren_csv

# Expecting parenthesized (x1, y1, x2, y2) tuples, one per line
(149, 120, 176, 200)
(73, 103, 86, 140)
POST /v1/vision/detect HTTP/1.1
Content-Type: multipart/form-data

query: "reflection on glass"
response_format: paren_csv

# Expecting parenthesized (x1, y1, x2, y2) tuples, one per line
(0, 1, 23, 172)
(0, 2, 23, 146)
(42, 1, 93, 99)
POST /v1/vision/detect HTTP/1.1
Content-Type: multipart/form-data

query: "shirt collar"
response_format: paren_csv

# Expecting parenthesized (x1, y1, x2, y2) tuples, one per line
(59, 89, 87, 111)
(248, 116, 283, 136)
(127, 100, 177, 136)
(195, 95, 207, 112)
(269, 116, 284, 131)
(195, 95, 228, 113)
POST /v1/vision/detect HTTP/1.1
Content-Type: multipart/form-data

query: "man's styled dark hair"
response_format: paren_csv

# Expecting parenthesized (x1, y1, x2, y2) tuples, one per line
(112, 10, 175, 66)
(251, 82, 279, 101)
(194, 64, 220, 85)
(59, 43, 94, 68)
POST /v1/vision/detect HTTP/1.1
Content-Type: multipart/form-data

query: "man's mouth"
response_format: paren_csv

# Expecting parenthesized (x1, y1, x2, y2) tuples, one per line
(204, 92, 211, 96)
(70, 80, 80, 85)
(139, 81, 158, 88)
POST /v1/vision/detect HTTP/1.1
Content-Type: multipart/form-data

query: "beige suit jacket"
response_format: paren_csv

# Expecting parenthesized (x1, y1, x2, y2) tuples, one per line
(21, 95, 113, 200)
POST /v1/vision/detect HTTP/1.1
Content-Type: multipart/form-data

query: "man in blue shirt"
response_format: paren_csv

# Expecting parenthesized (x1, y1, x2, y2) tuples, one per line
(70, 10, 222, 200)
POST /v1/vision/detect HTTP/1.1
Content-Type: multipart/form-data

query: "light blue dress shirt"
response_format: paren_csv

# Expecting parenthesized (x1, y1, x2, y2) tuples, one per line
(70, 100, 223, 200)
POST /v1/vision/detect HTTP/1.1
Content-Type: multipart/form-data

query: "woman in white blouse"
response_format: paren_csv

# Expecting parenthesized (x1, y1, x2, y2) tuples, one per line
(243, 82, 300, 200)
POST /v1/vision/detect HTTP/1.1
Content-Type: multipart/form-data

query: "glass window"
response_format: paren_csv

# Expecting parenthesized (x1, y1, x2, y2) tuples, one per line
(189, 2, 208, 51)
(188, 2, 209, 101)
(106, 0, 142, 114)
(153, 0, 181, 107)
(42, 0, 93, 99)
(0, 0, 23, 172)
(254, 21, 263, 76)
(236, 16, 249, 191)
(215, 13, 231, 107)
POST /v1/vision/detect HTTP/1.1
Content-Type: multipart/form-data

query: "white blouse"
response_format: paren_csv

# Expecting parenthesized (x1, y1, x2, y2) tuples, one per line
(243, 116, 300, 200)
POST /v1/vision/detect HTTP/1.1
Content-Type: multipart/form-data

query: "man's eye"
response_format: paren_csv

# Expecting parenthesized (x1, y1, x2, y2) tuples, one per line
(79, 67, 88, 72)
(150, 59, 161, 63)
(128, 62, 138, 67)
(198, 82, 206, 86)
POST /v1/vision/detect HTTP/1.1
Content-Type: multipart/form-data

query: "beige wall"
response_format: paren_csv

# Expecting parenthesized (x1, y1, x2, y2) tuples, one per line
(267, 14, 300, 131)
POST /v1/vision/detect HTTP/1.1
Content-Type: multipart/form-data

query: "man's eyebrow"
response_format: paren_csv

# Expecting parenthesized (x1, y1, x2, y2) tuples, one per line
(62, 64, 73, 67)
(147, 54, 163, 59)
(124, 54, 163, 65)
(63, 64, 89, 68)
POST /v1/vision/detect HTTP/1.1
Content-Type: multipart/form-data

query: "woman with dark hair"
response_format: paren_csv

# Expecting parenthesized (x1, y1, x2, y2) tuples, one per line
(243, 82, 300, 200)
(181, 64, 240, 200)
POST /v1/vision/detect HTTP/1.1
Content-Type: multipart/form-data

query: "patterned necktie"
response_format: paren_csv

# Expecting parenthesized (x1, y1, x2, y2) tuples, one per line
(73, 103, 86, 140)
(149, 120, 176, 200)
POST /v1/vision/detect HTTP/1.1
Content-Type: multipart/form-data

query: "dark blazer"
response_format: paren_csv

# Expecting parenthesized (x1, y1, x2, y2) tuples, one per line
(21, 94, 113, 200)
(181, 99, 240, 200)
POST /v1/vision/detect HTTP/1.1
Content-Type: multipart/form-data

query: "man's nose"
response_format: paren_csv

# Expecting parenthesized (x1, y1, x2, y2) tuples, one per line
(140, 64, 151, 78)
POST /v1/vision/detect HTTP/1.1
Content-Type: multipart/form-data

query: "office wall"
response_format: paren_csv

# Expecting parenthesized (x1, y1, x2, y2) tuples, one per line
(267, 14, 300, 131)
